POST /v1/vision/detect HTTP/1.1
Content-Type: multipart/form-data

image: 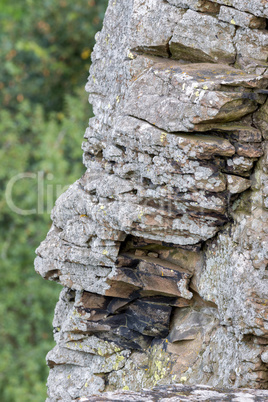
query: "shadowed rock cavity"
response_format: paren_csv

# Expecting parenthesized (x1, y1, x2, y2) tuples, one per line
(35, 0, 268, 400)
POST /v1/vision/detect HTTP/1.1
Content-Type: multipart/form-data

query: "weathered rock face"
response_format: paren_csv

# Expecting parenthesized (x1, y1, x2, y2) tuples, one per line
(35, 0, 268, 400)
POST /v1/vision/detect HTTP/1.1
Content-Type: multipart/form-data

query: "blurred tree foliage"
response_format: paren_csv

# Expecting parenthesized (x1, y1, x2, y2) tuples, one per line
(1, 0, 108, 112)
(0, 0, 108, 400)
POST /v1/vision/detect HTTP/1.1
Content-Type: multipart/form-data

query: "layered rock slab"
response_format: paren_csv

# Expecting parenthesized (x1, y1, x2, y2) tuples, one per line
(208, 0, 268, 18)
(124, 61, 267, 132)
(85, 384, 268, 401)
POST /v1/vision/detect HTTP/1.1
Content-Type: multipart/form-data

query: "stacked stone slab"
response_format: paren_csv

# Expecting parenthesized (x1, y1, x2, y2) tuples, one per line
(84, 384, 268, 401)
(35, 0, 268, 400)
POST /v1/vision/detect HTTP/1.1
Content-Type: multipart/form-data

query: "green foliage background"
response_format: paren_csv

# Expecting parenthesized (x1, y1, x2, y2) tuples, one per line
(0, 0, 108, 400)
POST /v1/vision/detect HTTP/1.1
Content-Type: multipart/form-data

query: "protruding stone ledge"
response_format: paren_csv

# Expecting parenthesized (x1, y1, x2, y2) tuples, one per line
(81, 384, 268, 401)
(124, 61, 267, 132)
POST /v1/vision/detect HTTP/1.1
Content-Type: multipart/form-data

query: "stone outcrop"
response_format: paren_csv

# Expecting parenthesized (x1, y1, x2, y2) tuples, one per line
(35, 0, 268, 400)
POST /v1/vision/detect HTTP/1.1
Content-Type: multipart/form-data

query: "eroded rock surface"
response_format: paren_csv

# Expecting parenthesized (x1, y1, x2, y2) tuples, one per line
(35, 0, 268, 400)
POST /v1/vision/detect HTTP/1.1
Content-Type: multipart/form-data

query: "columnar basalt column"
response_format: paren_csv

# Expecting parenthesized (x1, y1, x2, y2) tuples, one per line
(35, 1, 268, 400)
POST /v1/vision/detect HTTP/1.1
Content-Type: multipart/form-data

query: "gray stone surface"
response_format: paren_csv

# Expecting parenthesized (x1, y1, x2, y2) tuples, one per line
(81, 384, 268, 401)
(35, 0, 268, 400)
(209, 0, 268, 18)
(170, 10, 236, 64)
(218, 6, 266, 29)
(235, 28, 268, 71)
(129, 0, 185, 58)
(124, 62, 266, 131)
(167, 0, 220, 13)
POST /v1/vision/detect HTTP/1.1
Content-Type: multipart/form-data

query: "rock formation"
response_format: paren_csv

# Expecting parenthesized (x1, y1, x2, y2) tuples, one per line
(35, 0, 268, 400)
